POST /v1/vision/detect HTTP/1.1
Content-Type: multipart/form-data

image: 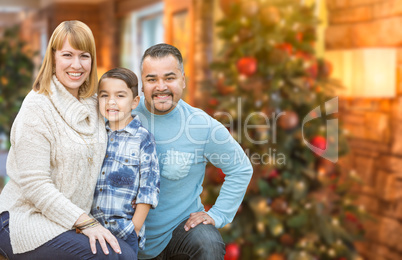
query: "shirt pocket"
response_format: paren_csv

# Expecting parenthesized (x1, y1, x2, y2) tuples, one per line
(107, 155, 140, 188)
(162, 150, 195, 181)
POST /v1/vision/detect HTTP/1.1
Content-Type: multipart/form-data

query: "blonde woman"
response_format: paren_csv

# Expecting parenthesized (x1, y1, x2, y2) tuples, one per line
(0, 21, 135, 259)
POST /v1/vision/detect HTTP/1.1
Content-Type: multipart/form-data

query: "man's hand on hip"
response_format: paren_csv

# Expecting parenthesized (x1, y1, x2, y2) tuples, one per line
(184, 211, 215, 231)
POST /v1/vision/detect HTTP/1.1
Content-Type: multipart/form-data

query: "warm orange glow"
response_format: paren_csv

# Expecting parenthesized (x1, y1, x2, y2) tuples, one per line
(325, 48, 396, 98)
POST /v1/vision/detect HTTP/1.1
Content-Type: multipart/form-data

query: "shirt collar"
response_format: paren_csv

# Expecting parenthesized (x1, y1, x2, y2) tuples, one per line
(105, 114, 141, 136)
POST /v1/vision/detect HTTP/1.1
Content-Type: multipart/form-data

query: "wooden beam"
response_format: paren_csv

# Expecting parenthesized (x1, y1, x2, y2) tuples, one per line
(0, 0, 40, 9)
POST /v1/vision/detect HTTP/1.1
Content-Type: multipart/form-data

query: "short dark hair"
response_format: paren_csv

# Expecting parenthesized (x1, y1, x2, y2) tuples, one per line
(98, 67, 138, 97)
(140, 43, 184, 73)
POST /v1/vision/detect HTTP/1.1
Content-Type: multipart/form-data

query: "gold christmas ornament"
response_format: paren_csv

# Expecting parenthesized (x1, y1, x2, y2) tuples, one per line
(242, 0, 259, 17)
(260, 6, 281, 25)
(272, 224, 283, 236)
(219, 0, 241, 15)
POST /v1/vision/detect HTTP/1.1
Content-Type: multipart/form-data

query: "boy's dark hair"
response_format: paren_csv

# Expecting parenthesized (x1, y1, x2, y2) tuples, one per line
(140, 43, 184, 73)
(98, 67, 138, 97)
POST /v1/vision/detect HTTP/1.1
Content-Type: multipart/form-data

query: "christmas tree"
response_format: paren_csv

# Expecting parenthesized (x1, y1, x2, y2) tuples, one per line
(202, 0, 369, 259)
(0, 25, 36, 139)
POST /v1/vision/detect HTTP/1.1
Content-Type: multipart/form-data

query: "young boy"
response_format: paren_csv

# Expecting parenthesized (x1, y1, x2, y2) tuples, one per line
(91, 67, 160, 257)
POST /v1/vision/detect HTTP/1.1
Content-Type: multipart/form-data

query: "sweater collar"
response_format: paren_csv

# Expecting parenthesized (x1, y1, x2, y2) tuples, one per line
(49, 75, 98, 135)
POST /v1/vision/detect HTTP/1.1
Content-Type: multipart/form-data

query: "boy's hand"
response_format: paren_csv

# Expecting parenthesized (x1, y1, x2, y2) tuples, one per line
(131, 199, 137, 209)
(131, 203, 151, 238)
(135, 226, 141, 236)
(184, 211, 215, 231)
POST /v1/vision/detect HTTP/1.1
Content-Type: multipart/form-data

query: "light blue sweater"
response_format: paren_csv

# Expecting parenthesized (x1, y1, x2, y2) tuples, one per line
(135, 99, 253, 259)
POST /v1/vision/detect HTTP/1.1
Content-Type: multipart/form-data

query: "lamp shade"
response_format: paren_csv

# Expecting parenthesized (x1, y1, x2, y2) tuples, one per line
(325, 48, 396, 98)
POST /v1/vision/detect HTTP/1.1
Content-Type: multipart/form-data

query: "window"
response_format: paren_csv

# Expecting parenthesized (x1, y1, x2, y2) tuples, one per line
(120, 2, 164, 93)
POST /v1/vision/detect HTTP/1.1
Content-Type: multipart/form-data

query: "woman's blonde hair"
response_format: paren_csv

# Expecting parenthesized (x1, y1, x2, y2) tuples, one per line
(33, 20, 98, 98)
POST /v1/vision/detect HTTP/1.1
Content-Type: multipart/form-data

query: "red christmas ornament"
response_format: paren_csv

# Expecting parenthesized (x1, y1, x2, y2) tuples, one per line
(276, 43, 293, 56)
(271, 197, 288, 214)
(214, 168, 226, 184)
(205, 166, 225, 184)
(267, 169, 280, 181)
(344, 212, 364, 232)
(219, 0, 241, 15)
(224, 243, 240, 260)
(218, 168, 226, 180)
(279, 233, 294, 246)
(345, 212, 358, 223)
(278, 110, 299, 130)
(295, 51, 311, 60)
(204, 204, 212, 211)
(237, 57, 257, 77)
(310, 136, 327, 156)
(209, 98, 219, 106)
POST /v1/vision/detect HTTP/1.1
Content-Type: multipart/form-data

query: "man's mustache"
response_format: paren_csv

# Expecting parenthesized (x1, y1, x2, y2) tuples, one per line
(152, 91, 173, 97)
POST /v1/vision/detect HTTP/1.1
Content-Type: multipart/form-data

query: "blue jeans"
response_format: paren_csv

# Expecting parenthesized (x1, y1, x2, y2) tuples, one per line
(148, 218, 225, 260)
(0, 211, 136, 260)
(124, 229, 139, 256)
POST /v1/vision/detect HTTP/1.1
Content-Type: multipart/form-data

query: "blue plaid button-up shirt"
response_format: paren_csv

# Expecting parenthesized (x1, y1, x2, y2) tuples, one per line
(91, 115, 160, 250)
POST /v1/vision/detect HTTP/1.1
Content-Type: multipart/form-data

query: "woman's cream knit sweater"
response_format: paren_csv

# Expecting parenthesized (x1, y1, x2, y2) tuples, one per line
(0, 76, 107, 254)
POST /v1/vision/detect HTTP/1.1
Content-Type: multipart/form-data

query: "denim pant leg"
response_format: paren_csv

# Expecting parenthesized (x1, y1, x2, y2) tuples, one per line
(123, 230, 138, 259)
(155, 218, 225, 260)
(0, 212, 11, 259)
(0, 211, 136, 260)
